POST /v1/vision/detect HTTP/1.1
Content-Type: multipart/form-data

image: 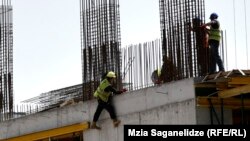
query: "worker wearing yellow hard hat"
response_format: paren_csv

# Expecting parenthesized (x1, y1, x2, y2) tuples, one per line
(91, 71, 127, 130)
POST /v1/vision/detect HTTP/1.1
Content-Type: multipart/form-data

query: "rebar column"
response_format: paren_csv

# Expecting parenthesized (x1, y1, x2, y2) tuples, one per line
(0, 0, 13, 121)
(80, 0, 122, 101)
(159, 0, 207, 82)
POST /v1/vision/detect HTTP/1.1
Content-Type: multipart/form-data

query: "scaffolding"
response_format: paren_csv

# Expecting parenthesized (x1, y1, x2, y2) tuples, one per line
(195, 69, 250, 124)
(80, 0, 122, 101)
(0, 0, 13, 121)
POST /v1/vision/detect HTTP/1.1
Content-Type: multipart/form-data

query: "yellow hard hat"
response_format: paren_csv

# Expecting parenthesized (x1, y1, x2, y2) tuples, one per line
(106, 71, 116, 78)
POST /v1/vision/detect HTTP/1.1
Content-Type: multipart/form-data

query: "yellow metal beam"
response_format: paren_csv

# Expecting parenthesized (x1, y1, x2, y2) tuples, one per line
(2, 122, 89, 141)
(197, 96, 250, 109)
(218, 84, 250, 98)
(194, 83, 217, 88)
(228, 77, 250, 85)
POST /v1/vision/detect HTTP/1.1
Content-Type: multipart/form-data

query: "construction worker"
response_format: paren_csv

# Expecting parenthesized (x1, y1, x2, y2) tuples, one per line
(151, 68, 162, 84)
(201, 13, 225, 74)
(160, 55, 180, 82)
(91, 71, 127, 130)
(190, 17, 210, 76)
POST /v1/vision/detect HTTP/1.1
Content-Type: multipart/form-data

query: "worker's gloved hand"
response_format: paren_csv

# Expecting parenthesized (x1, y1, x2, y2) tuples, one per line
(122, 88, 127, 93)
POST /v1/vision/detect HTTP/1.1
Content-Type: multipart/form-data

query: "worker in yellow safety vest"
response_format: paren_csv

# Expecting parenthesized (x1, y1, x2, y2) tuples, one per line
(91, 71, 127, 130)
(151, 68, 162, 84)
(201, 12, 225, 74)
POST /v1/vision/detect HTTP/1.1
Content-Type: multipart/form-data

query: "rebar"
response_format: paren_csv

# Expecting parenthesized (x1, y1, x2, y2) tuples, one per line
(122, 39, 162, 90)
(1, 0, 232, 122)
(21, 84, 83, 111)
(80, 0, 122, 101)
(159, 0, 207, 82)
(0, 0, 13, 122)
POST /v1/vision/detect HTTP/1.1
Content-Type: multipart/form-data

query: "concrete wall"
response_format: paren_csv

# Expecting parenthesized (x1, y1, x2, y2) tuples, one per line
(84, 99, 196, 141)
(0, 78, 197, 140)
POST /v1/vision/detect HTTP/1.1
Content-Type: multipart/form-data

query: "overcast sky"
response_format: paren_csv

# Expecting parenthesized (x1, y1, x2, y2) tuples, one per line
(12, 0, 249, 104)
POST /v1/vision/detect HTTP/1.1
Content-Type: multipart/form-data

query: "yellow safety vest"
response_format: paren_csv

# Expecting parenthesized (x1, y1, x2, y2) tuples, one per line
(94, 79, 111, 102)
(157, 68, 161, 77)
(209, 20, 221, 42)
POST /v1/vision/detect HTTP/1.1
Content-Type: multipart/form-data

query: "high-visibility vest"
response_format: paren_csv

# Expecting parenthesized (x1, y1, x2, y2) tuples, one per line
(94, 79, 111, 102)
(157, 68, 161, 77)
(209, 20, 221, 41)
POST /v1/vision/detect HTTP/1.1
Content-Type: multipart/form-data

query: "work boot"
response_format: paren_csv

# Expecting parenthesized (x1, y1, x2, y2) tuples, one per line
(91, 122, 101, 130)
(113, 119, 121, 127)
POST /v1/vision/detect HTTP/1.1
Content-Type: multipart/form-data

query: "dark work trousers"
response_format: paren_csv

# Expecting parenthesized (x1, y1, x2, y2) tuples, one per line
(209, 40, 225, 73)
(93, 99, 117, 122)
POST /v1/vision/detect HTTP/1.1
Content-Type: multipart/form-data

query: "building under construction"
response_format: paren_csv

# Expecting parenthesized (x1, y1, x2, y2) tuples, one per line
(2, 0, 227, 120)
(0, 1, 13, 122)
(1, 0, 250, 140)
